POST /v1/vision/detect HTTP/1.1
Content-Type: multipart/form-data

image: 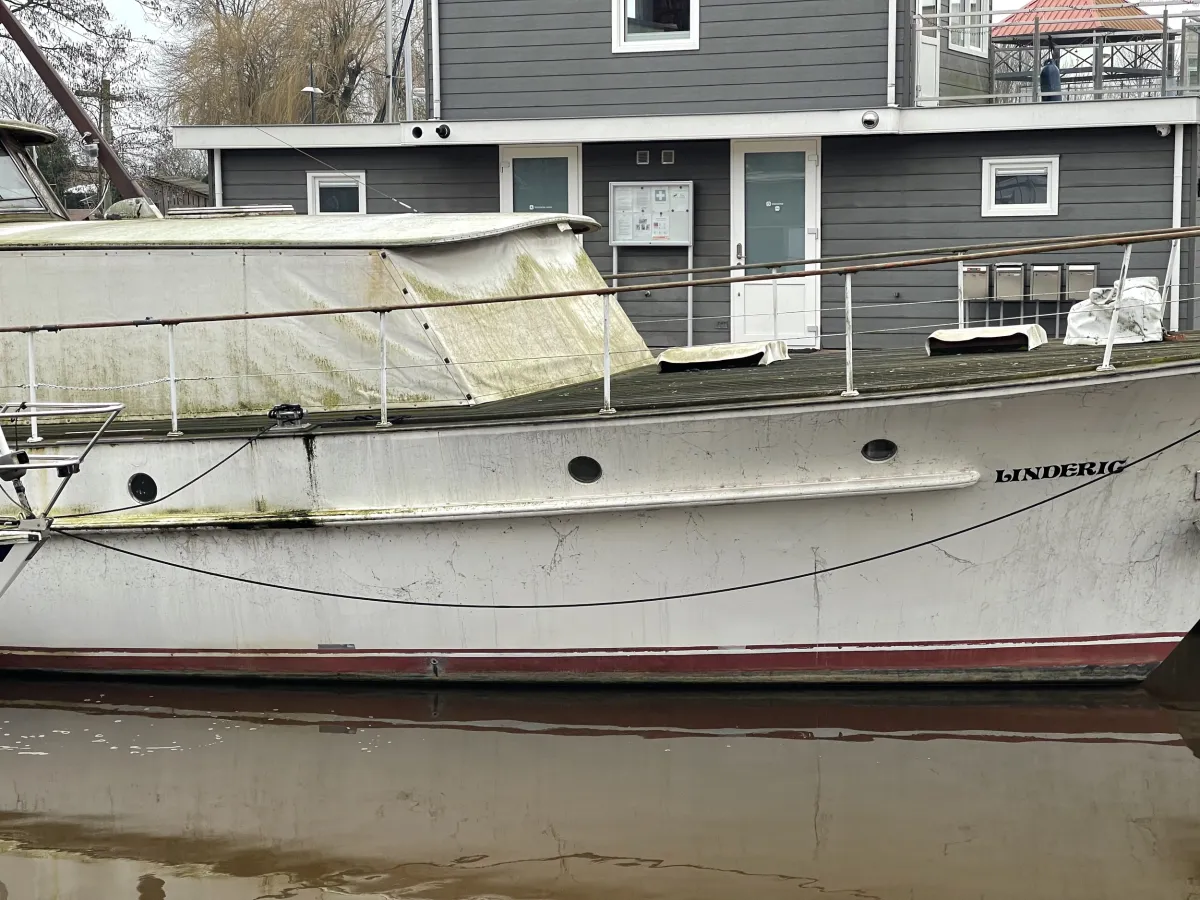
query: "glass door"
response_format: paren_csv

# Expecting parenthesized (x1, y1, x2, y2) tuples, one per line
(731, 140, 819, 347)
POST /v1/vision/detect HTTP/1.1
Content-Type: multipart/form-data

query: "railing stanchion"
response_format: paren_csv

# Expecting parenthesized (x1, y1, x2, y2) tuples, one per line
(600, 284, 615, 416)
(957, 261, 966, 329)
(1162, 10, 1170, 98)
(167, 324, 182, 436)
(771, 266, 780, 340)
(25, 332, 41, 444)
(1097, 244, 1133, 373)
(377, 311, 391, 428)
(842, 273, 859, 398)
(1032, 17, 1041, 103)
(1164, 238, 1180, 333)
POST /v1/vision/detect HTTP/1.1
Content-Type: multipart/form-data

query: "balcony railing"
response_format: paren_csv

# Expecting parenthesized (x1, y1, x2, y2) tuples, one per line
(913, 1, 1200, 106)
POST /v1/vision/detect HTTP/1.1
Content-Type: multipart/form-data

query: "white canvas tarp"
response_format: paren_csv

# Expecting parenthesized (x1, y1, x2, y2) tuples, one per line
(1064, 276, 1165, 346)
(0, 215, 653, 418)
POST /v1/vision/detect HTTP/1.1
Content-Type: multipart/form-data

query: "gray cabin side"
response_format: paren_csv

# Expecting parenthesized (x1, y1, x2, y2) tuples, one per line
(216, 125, 1193, 351)
(821, 127, 1195, 348)
(436, 0, 893, 118)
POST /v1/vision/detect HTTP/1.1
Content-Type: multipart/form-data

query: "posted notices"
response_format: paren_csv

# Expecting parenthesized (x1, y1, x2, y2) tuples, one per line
(609, 183, 693, 247)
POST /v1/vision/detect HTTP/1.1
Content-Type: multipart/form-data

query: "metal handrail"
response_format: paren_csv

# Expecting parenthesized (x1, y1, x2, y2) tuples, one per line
(3, 226, 1198, 334)
(7, 227, 1195, 425)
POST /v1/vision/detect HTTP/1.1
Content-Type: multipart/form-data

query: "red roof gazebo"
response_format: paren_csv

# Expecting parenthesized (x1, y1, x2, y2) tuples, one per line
(991, 0, 1176, 101)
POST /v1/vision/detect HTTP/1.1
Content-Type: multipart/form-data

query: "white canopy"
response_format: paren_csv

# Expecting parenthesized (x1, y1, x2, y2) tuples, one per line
(0, 214, 651, 418)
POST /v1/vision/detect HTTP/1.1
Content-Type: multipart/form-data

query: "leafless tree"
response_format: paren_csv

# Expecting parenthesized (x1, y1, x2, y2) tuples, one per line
(165, 0, 424, 124)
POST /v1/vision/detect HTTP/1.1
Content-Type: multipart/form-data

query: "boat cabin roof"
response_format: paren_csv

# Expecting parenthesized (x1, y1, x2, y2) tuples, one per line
(0, 120, 58, 146)
(0, 212, 600, 249)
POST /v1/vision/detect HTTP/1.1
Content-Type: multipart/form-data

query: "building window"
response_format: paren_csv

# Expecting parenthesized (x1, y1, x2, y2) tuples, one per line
(306, 172, 366, 214)
(949, 0, 988, 57)
(500, 145, 582, 216)
(612, 0, 699, 53)
(981, 156, 1059, 217)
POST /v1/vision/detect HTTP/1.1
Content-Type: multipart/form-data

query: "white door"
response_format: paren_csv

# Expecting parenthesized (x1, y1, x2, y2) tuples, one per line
(730, 140, 820, 348)
(500, 145, 582, 215)
(917, 0, 941, 107)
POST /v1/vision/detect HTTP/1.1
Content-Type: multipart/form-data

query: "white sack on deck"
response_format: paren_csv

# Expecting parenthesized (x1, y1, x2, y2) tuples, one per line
(1064, 276, 1164, 346)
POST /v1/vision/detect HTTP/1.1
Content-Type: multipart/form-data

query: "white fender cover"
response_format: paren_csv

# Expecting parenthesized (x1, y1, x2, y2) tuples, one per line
(925, 325, 1047, 356)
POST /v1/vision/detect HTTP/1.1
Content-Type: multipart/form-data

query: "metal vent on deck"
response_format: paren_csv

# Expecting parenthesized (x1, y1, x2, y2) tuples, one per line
(166, 205, 297, 218)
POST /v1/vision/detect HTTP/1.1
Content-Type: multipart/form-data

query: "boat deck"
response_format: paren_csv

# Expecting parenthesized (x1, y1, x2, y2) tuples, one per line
(32, 334, 1200, 442)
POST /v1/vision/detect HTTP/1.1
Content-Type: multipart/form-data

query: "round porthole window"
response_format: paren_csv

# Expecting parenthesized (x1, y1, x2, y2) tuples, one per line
(128, 472, 158, 504)
(568, 456, 603, 484)
(862, 439, 898, 463)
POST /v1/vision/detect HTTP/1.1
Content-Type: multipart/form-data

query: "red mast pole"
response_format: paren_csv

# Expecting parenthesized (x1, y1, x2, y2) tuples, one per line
(0, 0, 152, 204)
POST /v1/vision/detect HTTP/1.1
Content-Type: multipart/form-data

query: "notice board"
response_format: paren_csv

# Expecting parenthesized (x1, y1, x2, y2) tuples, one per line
(608, 181, 694, 247)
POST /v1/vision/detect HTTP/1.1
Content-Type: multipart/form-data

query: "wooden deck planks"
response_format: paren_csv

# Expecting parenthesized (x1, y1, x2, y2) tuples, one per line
(28, 335, 1200, 442)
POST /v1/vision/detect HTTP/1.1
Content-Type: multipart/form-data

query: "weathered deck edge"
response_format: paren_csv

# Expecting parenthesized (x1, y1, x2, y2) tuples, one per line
(24, 337, 1200, 444)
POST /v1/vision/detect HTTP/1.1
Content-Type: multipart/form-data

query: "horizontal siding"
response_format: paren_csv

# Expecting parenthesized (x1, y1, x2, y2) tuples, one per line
(940, 47, 989, 102)
(439, 0, 889, 119)
(821, 128, 1178, 349)
(582, 141, 730, 349)
(221, 147, 500, 214)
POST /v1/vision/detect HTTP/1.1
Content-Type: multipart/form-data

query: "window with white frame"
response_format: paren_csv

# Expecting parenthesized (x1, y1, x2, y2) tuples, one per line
(612, 0, 699, 53)
(981, 156, 1059, 217)
(306, 171, 366, 214)
(949, 0, 988, 56)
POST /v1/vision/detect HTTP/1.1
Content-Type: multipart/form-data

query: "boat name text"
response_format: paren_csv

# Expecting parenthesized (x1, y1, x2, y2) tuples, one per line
(995, 460, 1127, 483)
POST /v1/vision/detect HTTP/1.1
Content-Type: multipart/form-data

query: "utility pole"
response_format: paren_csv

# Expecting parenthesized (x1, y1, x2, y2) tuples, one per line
(385, 0, 395, 123)
(79, 77, 126, 207)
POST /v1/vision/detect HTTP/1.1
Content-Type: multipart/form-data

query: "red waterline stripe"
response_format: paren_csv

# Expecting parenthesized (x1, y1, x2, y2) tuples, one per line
(0, 640, 1175, 676)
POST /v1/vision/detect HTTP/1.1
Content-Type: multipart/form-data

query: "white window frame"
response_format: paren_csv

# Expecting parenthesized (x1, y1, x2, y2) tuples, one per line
(499, 145, 582, 215)
(306, 171, 367, 215)
(948, 0, 989, 58)
(981, 156, 1060, 218)
(612, 0, 700, 54)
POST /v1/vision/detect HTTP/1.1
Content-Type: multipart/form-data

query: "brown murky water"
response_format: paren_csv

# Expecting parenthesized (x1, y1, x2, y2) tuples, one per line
(0, 681, 1197, 899)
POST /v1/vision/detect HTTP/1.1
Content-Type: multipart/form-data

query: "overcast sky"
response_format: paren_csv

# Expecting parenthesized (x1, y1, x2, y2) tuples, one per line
(106, 0, 162, 40)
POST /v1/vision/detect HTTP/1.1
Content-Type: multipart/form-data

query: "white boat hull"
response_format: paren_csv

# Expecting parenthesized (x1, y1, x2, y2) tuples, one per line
(3, 365, 1200, 681)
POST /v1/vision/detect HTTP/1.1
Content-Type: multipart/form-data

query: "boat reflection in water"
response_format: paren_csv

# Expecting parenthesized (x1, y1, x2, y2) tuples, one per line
(0, 681, 1197, 899)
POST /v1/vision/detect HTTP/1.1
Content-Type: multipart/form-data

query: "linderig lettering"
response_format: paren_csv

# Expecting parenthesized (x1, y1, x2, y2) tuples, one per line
(995, 460, 1127, 484)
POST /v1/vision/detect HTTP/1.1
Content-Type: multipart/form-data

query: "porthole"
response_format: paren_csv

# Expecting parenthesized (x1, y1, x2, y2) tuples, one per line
(128, 472, 158, 503)
(861, 439, 898, 463)
(568, 456, 603, 484)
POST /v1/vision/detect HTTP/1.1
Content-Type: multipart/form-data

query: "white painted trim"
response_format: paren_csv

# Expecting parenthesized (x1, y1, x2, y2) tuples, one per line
(212, 148, 223, 207)
(499, 144, 582, 215)
(729, 138, 821, 349)
(305, 170, 368, 215)
(1172, 124, 1184, 332)
(981, 156, 1060, 218)
(917, 2, 941, 108)
(173, 99, 1200, 151)
(611, 0, 700, 54)
(887, 0, 898, 107)
(946, 0, 989, 58)
(430, 0, 442, 118)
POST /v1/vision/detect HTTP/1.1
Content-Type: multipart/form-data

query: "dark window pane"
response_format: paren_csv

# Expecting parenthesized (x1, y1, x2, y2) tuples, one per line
(513, 157, 569, 213)
(994, 172, 1048, 206)
(318, 184, 360, 213)
(744, 151, 806, 274)
(626, 0, 690, 37)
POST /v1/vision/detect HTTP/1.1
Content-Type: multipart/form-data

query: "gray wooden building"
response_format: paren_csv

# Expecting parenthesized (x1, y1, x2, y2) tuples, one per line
(175, 0, 1200, 350)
